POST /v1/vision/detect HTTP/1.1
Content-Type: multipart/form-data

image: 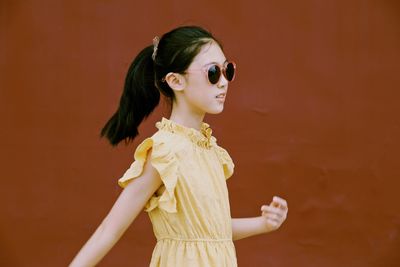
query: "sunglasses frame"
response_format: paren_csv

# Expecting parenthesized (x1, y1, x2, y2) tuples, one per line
(185, 61, 236, 85)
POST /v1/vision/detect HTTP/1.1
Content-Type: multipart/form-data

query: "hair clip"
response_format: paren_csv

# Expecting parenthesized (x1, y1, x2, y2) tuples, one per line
(152, 36, 160, 61)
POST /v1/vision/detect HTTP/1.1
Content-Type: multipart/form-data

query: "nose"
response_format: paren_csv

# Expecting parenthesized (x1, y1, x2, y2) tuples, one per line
(217, 73, 228, 88)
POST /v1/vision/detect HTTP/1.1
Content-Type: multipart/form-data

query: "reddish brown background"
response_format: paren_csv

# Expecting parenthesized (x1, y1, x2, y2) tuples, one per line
(1, 1, 400, 266)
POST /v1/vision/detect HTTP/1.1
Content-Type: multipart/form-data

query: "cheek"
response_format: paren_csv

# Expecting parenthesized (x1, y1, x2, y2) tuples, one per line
(192, 86, 214, 106)
(190, 74, 208, 89)
(186, 77, 212, 102)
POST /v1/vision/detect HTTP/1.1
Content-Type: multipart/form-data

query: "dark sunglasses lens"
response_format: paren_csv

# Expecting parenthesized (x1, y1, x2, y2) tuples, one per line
(225, 63, 235, 81)
(208, 65, 221, 84)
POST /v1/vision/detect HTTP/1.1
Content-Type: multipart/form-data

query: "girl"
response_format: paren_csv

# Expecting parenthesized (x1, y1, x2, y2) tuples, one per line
(69, 25, 288, 267)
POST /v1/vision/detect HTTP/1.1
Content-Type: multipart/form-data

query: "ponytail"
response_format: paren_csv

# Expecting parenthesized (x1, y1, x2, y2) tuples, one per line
(101, 45, 160, 146)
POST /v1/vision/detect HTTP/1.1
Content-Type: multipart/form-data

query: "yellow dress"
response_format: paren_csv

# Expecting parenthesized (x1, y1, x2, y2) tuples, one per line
(118, 117, 237, 267)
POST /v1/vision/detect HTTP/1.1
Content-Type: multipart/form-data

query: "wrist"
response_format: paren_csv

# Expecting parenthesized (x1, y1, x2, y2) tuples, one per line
(258, 215, 274, 234)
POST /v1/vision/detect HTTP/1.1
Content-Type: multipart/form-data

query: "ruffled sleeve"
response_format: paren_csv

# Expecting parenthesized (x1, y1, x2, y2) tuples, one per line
(215, 146, 235, 180)
(117, 137, 179, 213)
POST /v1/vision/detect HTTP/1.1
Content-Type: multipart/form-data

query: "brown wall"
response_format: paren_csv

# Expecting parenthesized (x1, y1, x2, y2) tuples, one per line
(1, 1, 400, 266)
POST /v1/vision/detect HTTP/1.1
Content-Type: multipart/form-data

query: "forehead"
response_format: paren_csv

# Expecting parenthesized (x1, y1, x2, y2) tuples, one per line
(191, 41, 226, 67)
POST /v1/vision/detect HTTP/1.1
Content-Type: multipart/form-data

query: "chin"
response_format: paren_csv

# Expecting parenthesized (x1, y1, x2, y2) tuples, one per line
(207, 106, 224, 114)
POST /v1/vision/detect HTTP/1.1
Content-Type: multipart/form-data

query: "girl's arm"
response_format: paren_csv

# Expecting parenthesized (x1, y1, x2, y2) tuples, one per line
(69, 149, 162, 267)
(232, 196, 288, 241)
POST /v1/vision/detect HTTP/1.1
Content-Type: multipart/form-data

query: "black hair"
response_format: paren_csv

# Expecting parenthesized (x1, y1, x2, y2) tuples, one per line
(100, 25, 222, 146)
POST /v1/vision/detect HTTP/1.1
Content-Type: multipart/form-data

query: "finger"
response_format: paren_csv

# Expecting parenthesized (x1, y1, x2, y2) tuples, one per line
(272, 196, 287, 206)
(262, 213, 281, 222)
(261, 209, 285, 220)
(271, 196, 288, 210)
(263, 205, 288, 218)
(261, 205, 283, 214)
(262, 209, 283, 220)
(261, 204, 287, 212)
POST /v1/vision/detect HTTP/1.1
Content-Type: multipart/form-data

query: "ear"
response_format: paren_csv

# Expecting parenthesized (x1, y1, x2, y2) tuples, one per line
(164, 72, 186, 92)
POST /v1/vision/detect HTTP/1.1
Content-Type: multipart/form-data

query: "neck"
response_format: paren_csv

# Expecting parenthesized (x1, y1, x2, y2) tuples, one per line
(169, 102, 205, 131)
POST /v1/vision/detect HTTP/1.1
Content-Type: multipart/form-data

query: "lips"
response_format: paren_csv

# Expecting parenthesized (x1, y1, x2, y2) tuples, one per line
(216, 93, 226, 99)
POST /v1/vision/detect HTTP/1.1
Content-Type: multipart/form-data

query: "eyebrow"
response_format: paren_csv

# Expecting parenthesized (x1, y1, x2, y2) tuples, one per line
(203, 59, 228, 66)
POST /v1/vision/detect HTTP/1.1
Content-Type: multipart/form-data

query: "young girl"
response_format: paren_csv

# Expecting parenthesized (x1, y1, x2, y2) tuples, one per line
(69, 25, 288, 267)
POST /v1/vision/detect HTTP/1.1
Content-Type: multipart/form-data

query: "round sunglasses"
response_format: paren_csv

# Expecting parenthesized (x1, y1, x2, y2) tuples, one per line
(185, 61, 236, 85)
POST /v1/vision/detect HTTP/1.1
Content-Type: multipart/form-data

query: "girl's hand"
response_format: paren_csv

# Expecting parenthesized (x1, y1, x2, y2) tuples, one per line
(260, 196, 288, 233)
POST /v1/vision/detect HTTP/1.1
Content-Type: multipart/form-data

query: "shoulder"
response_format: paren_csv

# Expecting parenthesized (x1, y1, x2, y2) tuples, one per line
(151, 128, 183, 148)
(211, 136, 231, 156)
(213, 142, 234, 162)
(135, 128, 186, 159)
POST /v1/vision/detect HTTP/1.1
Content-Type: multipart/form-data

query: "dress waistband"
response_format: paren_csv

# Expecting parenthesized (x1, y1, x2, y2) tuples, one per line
(157, 236, 232, 243)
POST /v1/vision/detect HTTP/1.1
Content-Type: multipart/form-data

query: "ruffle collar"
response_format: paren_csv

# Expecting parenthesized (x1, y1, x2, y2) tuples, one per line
(155, 117, 214, 149)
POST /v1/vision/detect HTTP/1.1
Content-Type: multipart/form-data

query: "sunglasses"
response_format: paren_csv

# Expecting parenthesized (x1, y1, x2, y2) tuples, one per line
(185, 61, 237, 85)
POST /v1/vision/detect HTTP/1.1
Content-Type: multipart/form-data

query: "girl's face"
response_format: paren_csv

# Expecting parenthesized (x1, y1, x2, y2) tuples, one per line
(180, 41, 229, 115)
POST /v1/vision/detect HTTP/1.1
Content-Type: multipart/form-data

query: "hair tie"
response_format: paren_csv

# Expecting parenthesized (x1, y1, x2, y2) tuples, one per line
(152, 36, 160, 61)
